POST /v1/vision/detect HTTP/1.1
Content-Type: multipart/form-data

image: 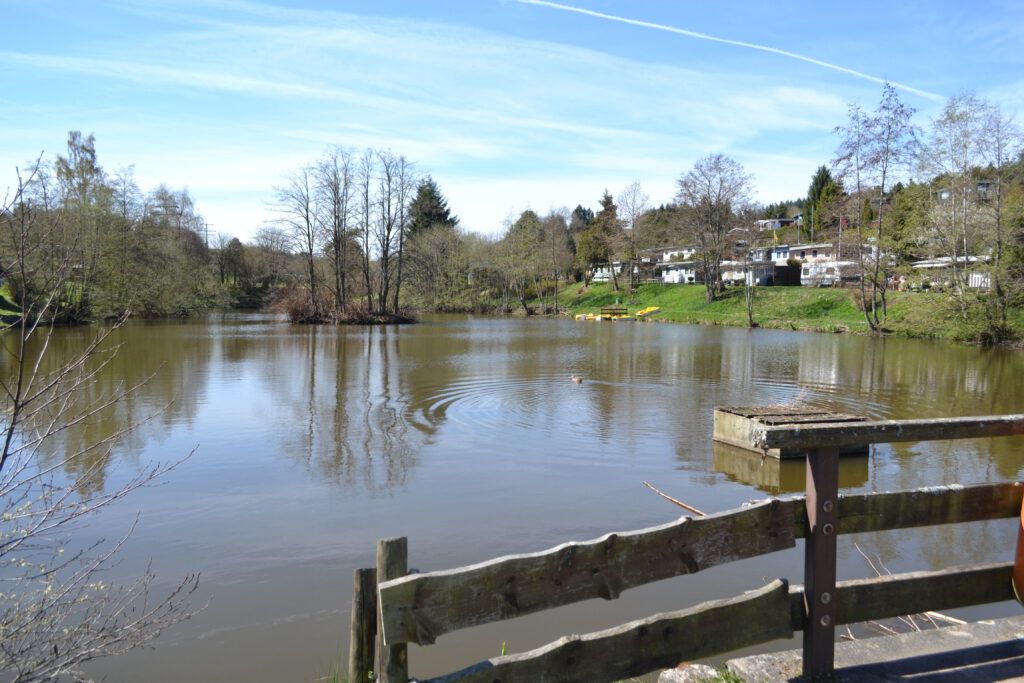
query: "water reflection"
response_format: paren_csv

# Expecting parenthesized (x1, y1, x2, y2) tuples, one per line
(18, 317, 1024, 500)
(713, 442, 870, 495)
(18, 313, 1024, 683)
(236, 325, 424, 493)
(14, 321, 214, 494)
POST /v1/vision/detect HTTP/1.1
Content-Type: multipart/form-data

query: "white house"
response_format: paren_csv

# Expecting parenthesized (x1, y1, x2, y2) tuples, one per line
(789, 243, 835, 262)
(658, 261, 703, 284)
(720, 261, 775, 286)
(756, 218, 796, 231)
(591, 262, 624, 282)
(654, 246, 698, 263)
(800, 261, 860, 287)
(910, 256, 990, 290)
(753, 242, 840, 266)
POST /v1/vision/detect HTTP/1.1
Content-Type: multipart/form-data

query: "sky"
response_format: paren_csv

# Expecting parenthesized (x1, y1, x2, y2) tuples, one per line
(2, 0, 1022, 242)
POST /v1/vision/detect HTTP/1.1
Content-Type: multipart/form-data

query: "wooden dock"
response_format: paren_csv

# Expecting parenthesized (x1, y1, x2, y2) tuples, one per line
(713, 405, 870, 459)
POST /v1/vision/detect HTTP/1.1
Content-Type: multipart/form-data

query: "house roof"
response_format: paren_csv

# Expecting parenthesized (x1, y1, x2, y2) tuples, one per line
(774, 242, 833, 250)
(912, 256, 989, 268)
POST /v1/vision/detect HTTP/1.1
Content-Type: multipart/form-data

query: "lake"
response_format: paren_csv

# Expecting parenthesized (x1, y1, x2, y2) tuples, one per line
(34, 313, 1021, 681)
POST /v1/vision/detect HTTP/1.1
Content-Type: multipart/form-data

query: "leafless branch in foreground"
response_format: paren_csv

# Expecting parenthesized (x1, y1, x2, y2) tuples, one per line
(0, 163, 202, 682)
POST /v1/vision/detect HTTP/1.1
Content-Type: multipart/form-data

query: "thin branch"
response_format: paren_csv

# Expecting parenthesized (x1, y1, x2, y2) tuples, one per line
(642, 481, 706, 516)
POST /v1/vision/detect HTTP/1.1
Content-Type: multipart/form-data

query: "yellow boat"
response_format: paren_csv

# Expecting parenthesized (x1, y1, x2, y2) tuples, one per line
(636, 306, 661, 318)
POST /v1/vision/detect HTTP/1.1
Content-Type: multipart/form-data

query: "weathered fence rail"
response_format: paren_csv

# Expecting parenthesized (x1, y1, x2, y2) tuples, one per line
(351, 414, 1024, 682)
(379, 499, 795, 646)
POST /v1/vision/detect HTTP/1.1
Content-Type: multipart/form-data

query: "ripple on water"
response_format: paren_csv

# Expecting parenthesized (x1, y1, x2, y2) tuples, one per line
(745, 372, 898, 422)
(404, 371, 724, 472)
(407, 373, 601, 433)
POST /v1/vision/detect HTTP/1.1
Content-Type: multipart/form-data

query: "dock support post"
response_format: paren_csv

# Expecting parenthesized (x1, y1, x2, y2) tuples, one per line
(376, 537, 409, 683)
(803, 447, 839, 679)
(349, 567, 377, 683)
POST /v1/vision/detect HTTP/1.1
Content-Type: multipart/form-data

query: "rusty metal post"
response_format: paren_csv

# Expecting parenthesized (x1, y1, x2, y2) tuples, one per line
(376, 537, 409, 683)
(349, 567, 377, 683)
(803, 446, 840, 679)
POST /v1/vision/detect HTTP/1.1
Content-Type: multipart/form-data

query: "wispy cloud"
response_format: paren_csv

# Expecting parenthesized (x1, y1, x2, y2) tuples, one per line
(0, 49, 652, 144)
(1, 51, 332, 100)
(513, 0, 944, 102)
(8, 0, 1000, 239)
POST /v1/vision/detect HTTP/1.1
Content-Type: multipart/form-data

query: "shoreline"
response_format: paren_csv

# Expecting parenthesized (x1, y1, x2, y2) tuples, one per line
(533, 282, 1024, 348)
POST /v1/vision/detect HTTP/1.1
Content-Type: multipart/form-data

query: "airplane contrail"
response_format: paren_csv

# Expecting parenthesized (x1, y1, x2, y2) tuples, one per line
(512, 0, 943, 101)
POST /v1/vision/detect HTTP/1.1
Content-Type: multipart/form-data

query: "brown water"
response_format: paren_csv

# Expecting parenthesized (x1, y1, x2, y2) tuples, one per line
(30, 313, 1022, 681)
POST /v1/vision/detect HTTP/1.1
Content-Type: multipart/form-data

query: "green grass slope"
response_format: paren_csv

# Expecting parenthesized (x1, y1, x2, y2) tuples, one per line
(556, 282, 1023, 343)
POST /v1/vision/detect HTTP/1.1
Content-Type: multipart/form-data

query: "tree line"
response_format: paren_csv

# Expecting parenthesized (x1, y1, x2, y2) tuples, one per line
(3, 132, 224, 323)
(818, 86, 1023, 342)
(5, 86, 1023, 344)
(480, 86, 1024, 343)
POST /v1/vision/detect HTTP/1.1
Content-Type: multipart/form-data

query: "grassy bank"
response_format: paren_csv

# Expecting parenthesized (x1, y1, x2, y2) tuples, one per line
(554, 282, 1024, 343)
(0, 283, 22, 325)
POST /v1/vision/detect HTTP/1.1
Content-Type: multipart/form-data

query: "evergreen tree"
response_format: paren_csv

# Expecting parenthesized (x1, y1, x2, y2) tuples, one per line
(592, 191, 625, 290)
(408, 176, 458, 237)
(575, 193, 623, 288)
(807, 166, 841, 241)
(569, 205, 594, 234)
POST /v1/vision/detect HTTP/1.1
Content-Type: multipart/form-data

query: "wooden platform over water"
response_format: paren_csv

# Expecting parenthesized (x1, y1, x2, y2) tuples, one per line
(713, 405, 870, 459)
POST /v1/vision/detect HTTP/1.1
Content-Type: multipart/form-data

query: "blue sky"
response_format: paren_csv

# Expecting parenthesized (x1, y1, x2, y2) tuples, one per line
(2, 0, 1022, 241)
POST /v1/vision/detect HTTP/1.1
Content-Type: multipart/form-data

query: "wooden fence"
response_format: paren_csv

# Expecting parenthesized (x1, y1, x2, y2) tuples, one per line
(350, 414, 1024, 682)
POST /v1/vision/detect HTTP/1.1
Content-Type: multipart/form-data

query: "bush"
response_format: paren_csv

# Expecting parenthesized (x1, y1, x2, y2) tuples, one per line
(267, 285, 315, 322)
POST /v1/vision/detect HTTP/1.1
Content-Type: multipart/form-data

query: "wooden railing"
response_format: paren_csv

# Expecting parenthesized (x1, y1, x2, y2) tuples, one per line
(350, 414, 1024, 682)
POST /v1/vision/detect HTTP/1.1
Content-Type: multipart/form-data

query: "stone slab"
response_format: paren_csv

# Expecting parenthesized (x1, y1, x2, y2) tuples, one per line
(725, 615, 1024, 681)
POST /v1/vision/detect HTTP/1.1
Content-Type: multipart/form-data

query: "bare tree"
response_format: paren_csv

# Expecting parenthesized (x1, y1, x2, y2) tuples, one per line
(918, 94, 997, 288)
(865, 84, 916, 325)
(675, 154, 755, 302)
(212, 231, 232, 283)
(617, 181, 649, 290)
(835, 84, 916, 330)
(0, 167, 199, 682)
(315, 147, 355, 313)
(735, 205, 762, 328)
(356, 150, 375, 313)
(273, 164, 321, 321)
(917, 93, 1023, 341)
(253, 225, 290, 288)
(389, 154, 415, 315)
(833, 102, 874, 319)
(977, 103, 1023, 335)
(540, 210, 573, 312)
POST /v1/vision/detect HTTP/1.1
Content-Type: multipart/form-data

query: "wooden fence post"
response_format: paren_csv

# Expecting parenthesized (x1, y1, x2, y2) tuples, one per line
(376, 537, 409, 683)
(349, 567, 377, 683)
(803, 446, 840, 678)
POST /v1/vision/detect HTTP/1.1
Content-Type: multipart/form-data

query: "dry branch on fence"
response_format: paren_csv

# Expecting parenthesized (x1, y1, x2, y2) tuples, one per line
(642, 481, 706, 516)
